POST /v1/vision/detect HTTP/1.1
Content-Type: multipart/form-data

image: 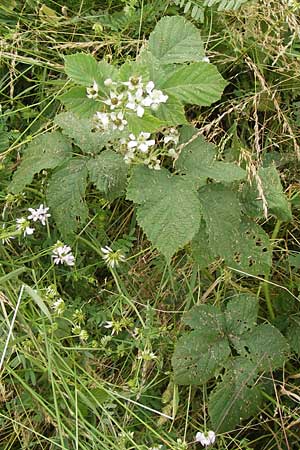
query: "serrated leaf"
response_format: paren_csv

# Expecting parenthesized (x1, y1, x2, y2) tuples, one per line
(54, 112, 110, 154)
(64, 54, 118, 92)
(176, 133, 246, 185)
(148, 16, 205, 64)
(191, 220, 215, 269)
(209, 357, 262, 432)
(200, 184, 242, 258)
(162, 62, 227, 106)
(127, 166, 201, 259)
(60, 87, 100, 117)
(154, 94, 187, 126)
(47, 159, 88, 238)
(235, 324, 290, 372)
(225, 294, 258, 336)
(9, 132, 72, 193)
(127, 112, 165, 134)
(172, 329, 230, 385)
(241, 165, 292, 221)
(183, 303, 225, 331)
(87, 150, 127, 200)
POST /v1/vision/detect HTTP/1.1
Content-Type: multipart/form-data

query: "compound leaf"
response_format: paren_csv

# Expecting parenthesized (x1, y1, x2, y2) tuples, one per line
(162, 62, 227, 106)
(47, 159, 88, 238)
(127, 166, 201, 259)
(9, 132, 72, 194)
(148, 16, 205, 65)
(87, 150, 128, 200)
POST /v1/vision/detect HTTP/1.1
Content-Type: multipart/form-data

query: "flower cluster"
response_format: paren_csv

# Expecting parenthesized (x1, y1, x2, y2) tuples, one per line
(52, 241, 75, 266)
(195, 430, 216, 447)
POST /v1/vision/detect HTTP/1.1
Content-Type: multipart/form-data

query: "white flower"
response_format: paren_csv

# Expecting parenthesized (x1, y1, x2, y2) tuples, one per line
(202, 56, 210, 63)
(103, 91, 123, 110)
(16, 217, 35, 237)
(195, 431, 216, 447)
(126, 88, 145, 117)
(104, 78, 113, 86)
(123, 75, 143, 91)
(52, 242, 75, 266)
(79, 329, 89, 342)
(110, 111, 128, 131)
(101, 245, 125, 268)
(123, 148, 135, 164)
(144, 81, 168, 108)
(128, 132, 155, 154)
(163, 127, 179, 145)
(52, 298, 65, 315)
(1, 224, 15, 244)
(27, 204, 50, 226)
(86, 80, 99, 99)
(94, 111, 110, 130)
(137, 349, 157, 361)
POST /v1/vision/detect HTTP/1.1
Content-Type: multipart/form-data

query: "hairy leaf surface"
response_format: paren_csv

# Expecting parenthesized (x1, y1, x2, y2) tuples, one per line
(127, 166, 201, 259)
(9, 132, 72, 193)
(47, 159, 88, 238)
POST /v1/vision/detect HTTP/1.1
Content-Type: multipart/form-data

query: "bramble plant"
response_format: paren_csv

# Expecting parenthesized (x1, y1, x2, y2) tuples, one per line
(3, 8, 298, 446)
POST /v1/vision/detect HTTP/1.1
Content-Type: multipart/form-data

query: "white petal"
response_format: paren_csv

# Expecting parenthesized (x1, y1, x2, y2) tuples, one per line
(136, 105, 144, 117)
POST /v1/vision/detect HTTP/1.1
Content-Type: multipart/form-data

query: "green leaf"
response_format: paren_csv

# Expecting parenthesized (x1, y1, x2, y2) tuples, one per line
(236, 324, 290, 372)
(127, 112, 165, 134)
(64, 54, 118, 92)
(209, 357, 262, 432)
(47, 159, 88, 238)
(127, 166, 201, 259)
(176, 133, 246, 185)
(54, 112, 110, 154)
(87, 150, 128, 200)
(162, 62, 227, 106)
(241, 165, 292, 221)
(148, 16, 205, 64)
(286, 316, 300, 356)
(60, 87, 100, 117)
(9, 132, 72, 193)
(225, 294, 258, 337)
(172, 304, 229, 384)
(191, 220, 215, 269)
(154, 94, 187, 126)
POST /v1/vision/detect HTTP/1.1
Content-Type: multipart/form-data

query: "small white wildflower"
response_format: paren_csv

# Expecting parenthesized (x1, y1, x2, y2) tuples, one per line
(16, 217, 35, 237)
(110, 111, 127, 131)
(86, 80, 99, 99)
(144, 81, 168, 108)
(51, 298, 65, 315)
(94, 111, 110, 130)
(195, 431, 216, 447)
(123, 75, 143, 91)
(72, 325, 81, 335)
(144, 155, 161, 170)
(202, 56, 210, 63)
(1, 224, 15, 244)
(103, 91, 124, 110)
(137, 349, 157, 361)
(126, 88, 145, 117)
(123, 148, 135, 164)
(164, 127, 179, 145)
(101, 245, 126, 269)
(128, 132, 155, 154)
(27, 204, 51, 226)
(79, 329, 89, 342)
(52, 241, 75, 266)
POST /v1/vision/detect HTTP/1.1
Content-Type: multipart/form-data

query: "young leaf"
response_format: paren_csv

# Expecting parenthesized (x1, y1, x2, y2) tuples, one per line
(64, 54, 118, 92)
(87, 150, 128, 200)
(54, 112, 110, 154)
(127, 166, 202, 260)
(176, 133, 246, 185)
(9, 132, 72, 194)
(208, 357, 262, 432)
(148, 16, 205, 64)
(162, 62, 227, 106)
(47, 159, 88, 238)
